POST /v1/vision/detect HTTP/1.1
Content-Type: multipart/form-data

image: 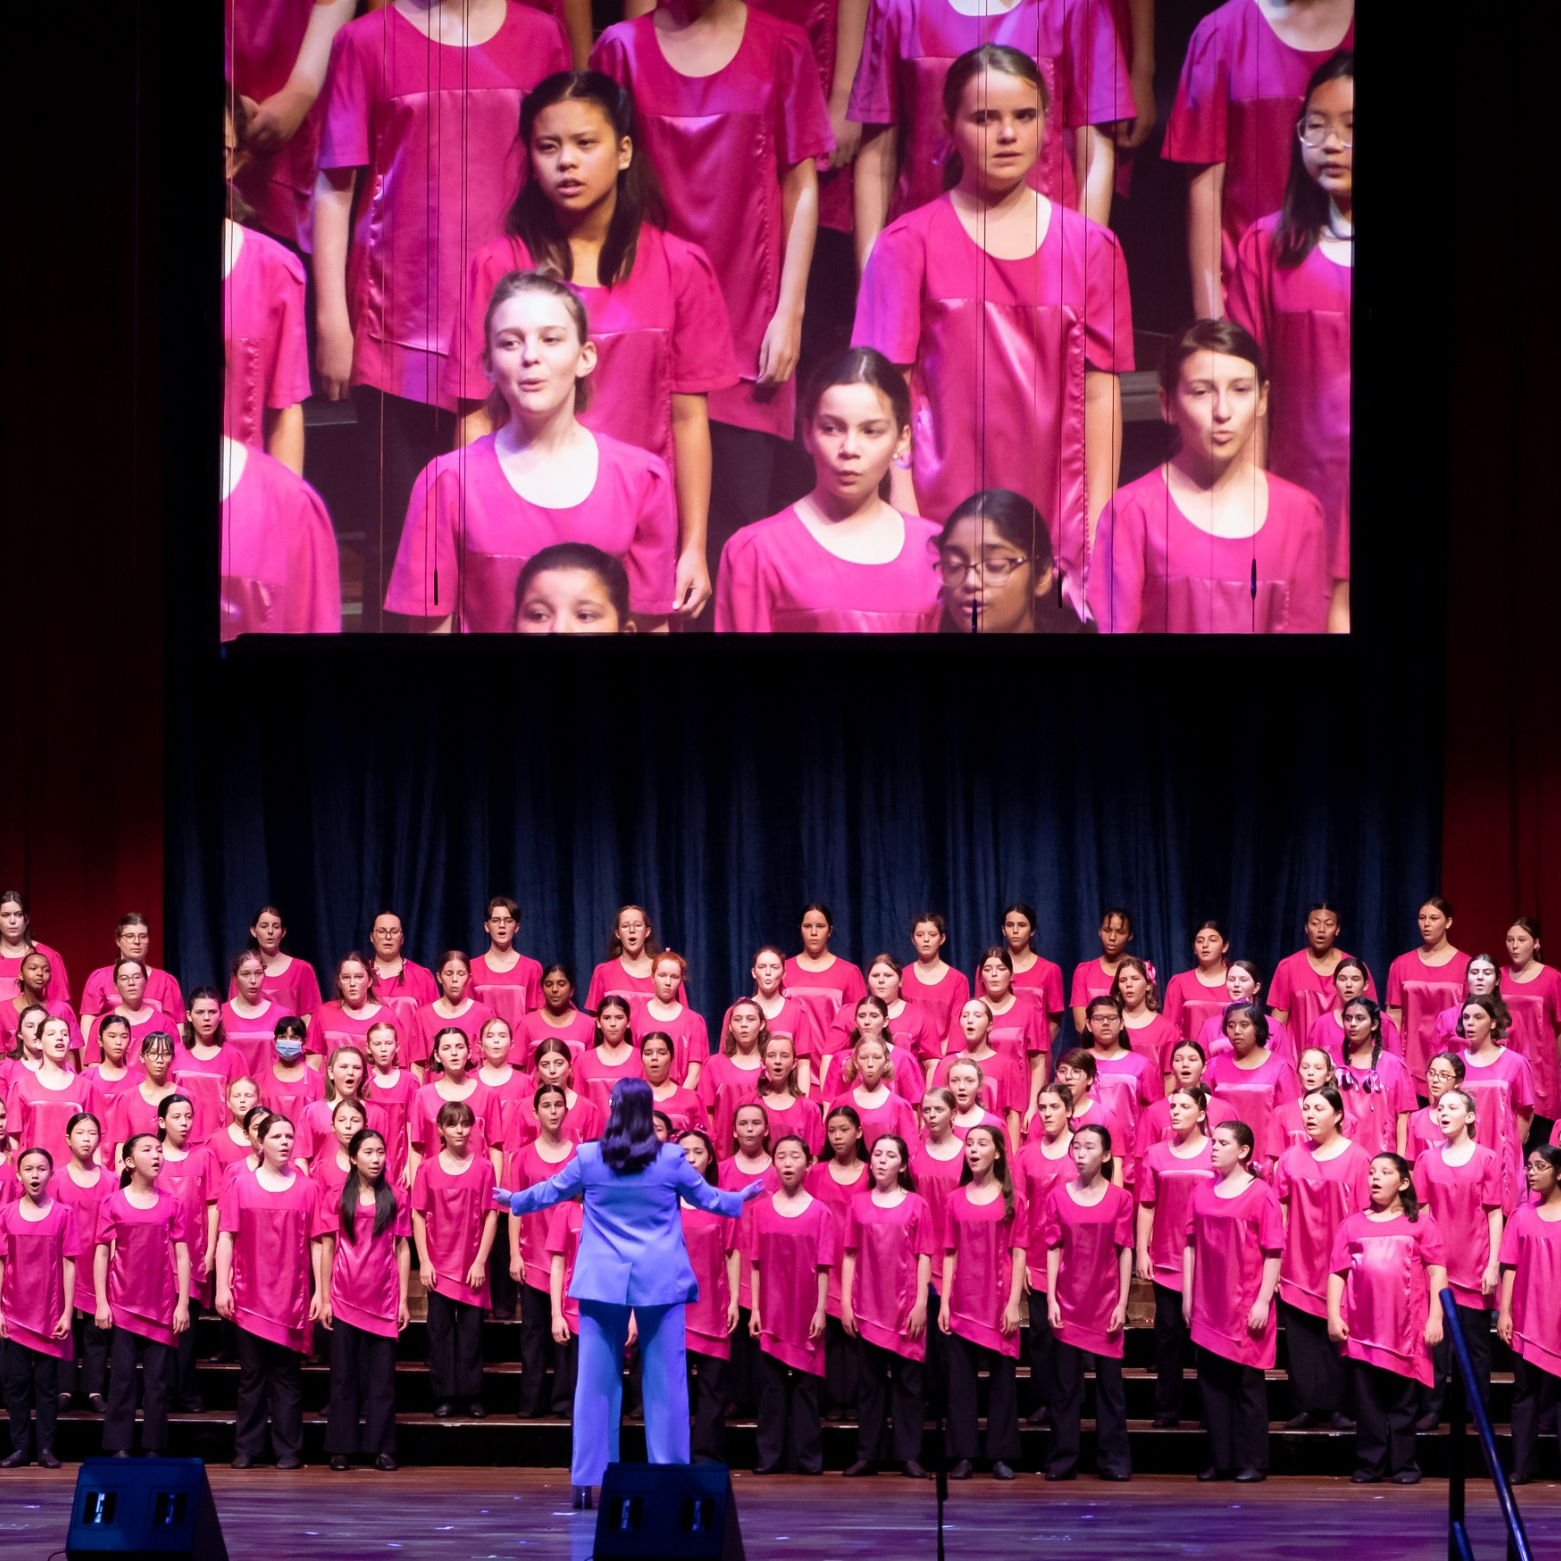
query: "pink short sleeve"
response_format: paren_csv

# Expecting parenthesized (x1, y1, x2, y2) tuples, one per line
(852, 217, 925, 366)
(167, 1198, 189, 1246)
(1327, 1219, 1352, 1276)
(1497, 1213, 1521, 1266)
(1418, 1212, 1447, 1271)
(1111, 1187, 1132, 1248)
(93, 1199, 118, 1249)
(1479, 1153, 1502, 1211)
(385, 457, 461, 620)
(913, 1199, 938, 1258)
(816, 1206, 839, 1269)
(1039, 1190, 1062, 1252)
(623, 453, 679, 617)
(1068, 965, 1091, 1008)
(1386, 957, 1406, 1008)
(846, 0, 903, 126)
(410, 1163, 431, 1217)
(1225, 224, 1271, 363)
(843, 1199, 863, 1251)
(544, 1200, 573, 1258)
(1067, 0, 1133, 129)
(1084, 224, 1134, 374)
(1161, 15, 1229, 168)
(1266, 956, 1296, 1015)
(217, 1180, 241, 1236)
(1511, 1055, 1536, 1112)
(667, 236, 741, 394)
(714, 524, 773, 633)
(1086, 488, 1147, 632)
(318, 27, 375, 171)
(774, 24, 835, 167)
(1257, 1185, 1284, 1254)
(267, 249, 312, 412)
(1137, 1157, 1159, 1207)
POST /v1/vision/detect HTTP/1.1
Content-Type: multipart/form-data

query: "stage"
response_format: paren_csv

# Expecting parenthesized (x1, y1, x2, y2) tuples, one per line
(5, 1468, 1558, 1559)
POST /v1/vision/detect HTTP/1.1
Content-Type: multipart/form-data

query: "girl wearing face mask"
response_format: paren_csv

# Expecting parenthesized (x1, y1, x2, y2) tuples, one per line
(1204, 1003, 1301, 1176)
(1014, 1083, 1074, 1428)
(806, 1106, 870, 1419)
(903, 913, 969, 1041)
(310, 956, 394, 1068)
(1135, 1041, 1239, 1156)
(1088, 318, 1336, 634)
(716, 350, 941, 633)
(83, 960, 162, 1065)
(1306, 957, 1398, 1064)
(411, 952, 497, 1075)
(1498, 1145, 1561, 1484)
(260, 1018, 326, 1128)
(1458, 998, 1535, 1218)
(9, 1016, 88, 1168)
(1328, 1154, 1447, 1484)
(587, 907, 682, 1014)
(1228, 54, 1354, 603)
(0, 891, 71, 1006)
(0, 1147, 79, 1467)
(1386, 897, 1470, 1095)
(700, 1002, 771, 1160)
(1274, 1083, 1369, 1431)
(855, 45, 1132, 610)
(389, 273, 677, 632)
(574, 996, 646, 1120)
(223, 952, 297, 1079)
(1183, 1121, 1284, 1482)
(1069, 909, 1140, 1033)
(1041, 1122, 1132, 1480)
(522, 964, 597, 1064)
(79, 914, 182, 1022)
(1269, 903, 1376, 1039)
(50, 1112, 112, 1412)
(1413, 1088, 1500, 1430)
(233, 906, 323, 1021)
(1501, 919, 1561, 1127)
(1335, 1000, 1415, 1158)
(1163, 922, 1233, 1041)
(158, 1094, 219, 1414)
(635, 952, 707, 1093)
(1136, 1086, 1214, 1430)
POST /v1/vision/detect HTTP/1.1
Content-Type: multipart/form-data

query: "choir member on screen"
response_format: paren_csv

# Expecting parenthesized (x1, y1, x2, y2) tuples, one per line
(1499, 1145, 1561, 1485)
(0, 892, 71, 1004)
(1502, 919, 1561, 1127)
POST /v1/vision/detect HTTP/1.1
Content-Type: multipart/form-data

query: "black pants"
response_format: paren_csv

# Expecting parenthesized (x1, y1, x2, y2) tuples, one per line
(488, 1233, 517, 1319)
(3, 1341, 60, 1456)
(1283, 1301, 1349, 1416)
(1425, 1302, 1492, 1420)
(352, 386, 454, 632)
(689, 1350, 728, 1463)
(518, 1283, 574, 1416)
(327, 1319, 397, 1458)
(234, 1327, 303, 1461)
(755, 1350, 822, 1473)
(823, 1313, 858, 1417)
(169, 1299, 204, 1409)
(1152, 1282, 1191, 1420)
(1352, 1360, 1420, 1477)
(726, 1308, 759, 1414)
(924, 1291, 947, 1422)
(426, 1290, 485, 1404)
(1511, 1356, 1561, 1481)
(855, 1337, 924, 1464)
(1198, 1348, 1268, 1473)
(103, 1329, 170, 1451)
(944, 1330, 1020, 1463)
(71, 1310, 110, 1399)
(697, 422, 789, 628)
(1026, 1291, 1058, 1416)
(1049, 1341, 1130, 1478)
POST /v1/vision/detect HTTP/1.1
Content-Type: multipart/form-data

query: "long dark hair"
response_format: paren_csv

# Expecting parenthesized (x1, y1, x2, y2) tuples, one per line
(940, 44, 1050, 191)
(1375, 1152, 1420, 1221)
(505, 70, 665, 288)
(1275, 53, 1353, 267)
(937, 490, 1055, 632)
(958, 1121, 1015, 1222)
(601, 1078, 660, 1175)
(340, 1129, 397, 1243)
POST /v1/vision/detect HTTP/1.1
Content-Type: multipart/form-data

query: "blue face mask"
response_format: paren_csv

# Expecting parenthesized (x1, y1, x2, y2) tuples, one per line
(275, 1040, 305, 1063)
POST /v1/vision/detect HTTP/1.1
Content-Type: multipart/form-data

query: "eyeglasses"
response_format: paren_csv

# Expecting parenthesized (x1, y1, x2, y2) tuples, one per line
(934, 553, 1030, 585)
(1297, 115, 1352, 149)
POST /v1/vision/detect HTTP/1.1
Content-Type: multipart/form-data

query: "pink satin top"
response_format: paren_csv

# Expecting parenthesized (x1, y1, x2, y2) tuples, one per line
(223, 227, 312, 452)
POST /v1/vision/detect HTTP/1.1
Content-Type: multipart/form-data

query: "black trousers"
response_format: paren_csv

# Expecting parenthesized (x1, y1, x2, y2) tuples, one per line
(1352, 1360, 1420, 1477)
(488, 1233, 518, 1319)
(351, 386, 455, 632)
(1198, 1347, 1269, 1472)
(169, 1299, 204, 1409)
(689, 1350, 728, 1463)
(103, 1329, 170, 1451)
(924, 1291, 947, 1422)
(518, 1283, 574, 1415)
(944, 1330, 1020, 1463)
(426, 1291, 485, 1404)
(3, 1340, 60, 1456)
(1425, 1302, 1492, 1420)
(694, 422, 790, 630)
(855, 1337, 924, 1463)
(234, 1327, 303, 1460)
(1511, 1356, 1561, 1481)
(1049, 1341, 1130, 1478)
(755, 1349, 822, 1473)
(1026, 1291, 1058, 1416)
(71, 1310, 110, 1399)
(327, 1319, 397, 1457)
(822, 1314, 858, 1416)
(1152, 1282, 1191, 1420)
(1282, 1301, 1349, 1416)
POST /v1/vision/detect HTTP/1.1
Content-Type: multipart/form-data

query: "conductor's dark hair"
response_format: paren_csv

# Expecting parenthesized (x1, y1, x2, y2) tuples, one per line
(602, 1078, 660, 1175)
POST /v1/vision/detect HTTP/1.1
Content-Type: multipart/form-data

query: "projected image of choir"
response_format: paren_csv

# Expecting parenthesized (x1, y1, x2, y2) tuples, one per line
(3, 885, 1559, 1477)
(219, 0, 1356, 636)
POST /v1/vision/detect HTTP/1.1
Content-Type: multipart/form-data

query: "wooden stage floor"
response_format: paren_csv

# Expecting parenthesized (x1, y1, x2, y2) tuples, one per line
(3, 1468, 1558, 1559)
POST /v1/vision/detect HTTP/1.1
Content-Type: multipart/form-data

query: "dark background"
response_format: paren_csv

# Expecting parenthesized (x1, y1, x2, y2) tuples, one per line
(8, 5, 1558, 1017)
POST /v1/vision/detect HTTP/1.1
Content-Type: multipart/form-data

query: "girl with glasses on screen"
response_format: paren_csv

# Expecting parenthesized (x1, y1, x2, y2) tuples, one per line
(715, 349, 941, 632)
(1087, 319, 1337, 634)
(1228, 54, 1354, 624)
(934, 491, 1091, 634)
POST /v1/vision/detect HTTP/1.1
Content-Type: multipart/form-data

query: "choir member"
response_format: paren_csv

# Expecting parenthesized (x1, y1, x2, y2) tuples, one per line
(1269, 902, 1376, 1040)
(411, 953, 497, 1075)
(209, 1078, 264, 1176)
(258, 1018, 324, 1128)
(51, 1113, 112, 1411)
(470, 898, 544, 1029)
(841, 1134, 933, 1477)
(1183, 1121, 1284, 1481)
(829, 1033, 921, 1154)
(1387, 897, 1471, 1094)
(448, 70, 738, 618)
(0, 892, 71, 1005)
(755, 1035, 823, 1158)
(9, 1016, 88, 1168)
(1041, 1123, 1132, 1480)
(587, 906, 676, 1013)
(591, 0, 833, 572)
(1162, 0, 1353, 315)
(995, 904, 1064, 1039)
(822, 994, 924, 1107)
(1499, 1145, 1561, 1484)
(158, 1094, 219, 1413)
(523, 1041, 603, 1145)
(1272, 1048, 1338, 1152)
(1136, 1086, 1214, 1427)
(1432, 955, 1506, 1047)
(1502, 918, 1561, 1128)
(175, 991, 241, 1146)
(0, 951, 79, 1056)
(1014, 1083, 1073, 1426)
(1307, 957, 1397, 1063)
(854, 44, 1131, 604)
(310, 954, 396, 1062)
(641, 1030, 709, 1140)
(1328, 1153, 1447, 1484)
(367, 914, 440, 1027)
(1408, 1053, 1464, 1164)
(322, 1128, 410, 1471)
(1204, 1003, 1300, 1174)
(848, 0, 1130, 260)
(1195, 963, 1295, 1069)
(806, 1106, 869, 1416)
(1163, 922, 1232, 1041)
(910, 1088, 963, 1415)
(366, 1024, 416, 1188)
(1414, 1087, 1501, 1429)
(783, 904, 868, 1036)
(0, 1147, 79, 1467)
(294, 1045, 378, 1168)
(749, 1135, 836, 1474)
(1227, 54, 1353, 599)
(409, 1031, 499, 1180)
(701, 1001, 769, 1157)
(904, 912, 969, 1040)
(522, 965, 598, 1063)
(79, 914, 183, 1021)
(721, 1102, 777, 1412)
(636, 952, 708, 1090)
(971, 948, 1049, 1111)
(1136, 1041, 1239, 1154)
(233, 905, 323, 1020)
(936, 1002, 1024, 1148)
(1458, 997, 1536, 1217)
(412, 1100, 499, 1418)
(678, 1129, 741, 1461)
(1091, 969, 1162, 1147)
(1069, 908, 1138, 1033)
(96, 1133, 191, 1457)
(575, 996, 647, 1119)
(716, 349, 940, 632)
(1088, 318, 1336, 634)
(223, 951, 297, 1076)
(83, 962, 162, 1064)
(216, 1113, 330, 1468)
(1049, 1050, 1124, 1178)
(855, 959, 942, 1094)
(1335, 999, 1414, 1156)
(738, 946, 823, 1092)
(310, 1100, 368, 1209)
(945, 1060, 1006, 1148)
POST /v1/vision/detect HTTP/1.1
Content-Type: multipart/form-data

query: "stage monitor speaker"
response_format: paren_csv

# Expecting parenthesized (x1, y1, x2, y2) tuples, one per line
(592, 1462, 745, 1561)
(66, 1457, 228, 1561)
